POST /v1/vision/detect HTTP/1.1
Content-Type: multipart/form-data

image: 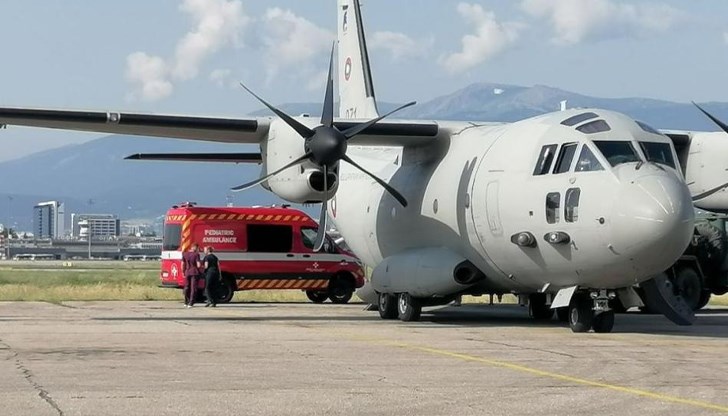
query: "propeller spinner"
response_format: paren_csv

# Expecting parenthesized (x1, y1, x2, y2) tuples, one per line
(233, 46, 414, 251)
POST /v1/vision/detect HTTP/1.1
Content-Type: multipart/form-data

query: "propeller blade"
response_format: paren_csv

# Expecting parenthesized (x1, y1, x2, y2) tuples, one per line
(321, 44, 336, 128)
(240, 82, 315, 139)
(313, 165, 329, 252)
(342, 155, 408, 207)
(230, 152, 311, 192)
(693, 102, 728, 134)
(342, 101, 417, 139)
(692, 181, 728, 202)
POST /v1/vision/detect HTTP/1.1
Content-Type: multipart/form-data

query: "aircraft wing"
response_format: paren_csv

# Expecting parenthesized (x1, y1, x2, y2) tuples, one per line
(125, 152, 262, 163)
(0, 107, 270, 143)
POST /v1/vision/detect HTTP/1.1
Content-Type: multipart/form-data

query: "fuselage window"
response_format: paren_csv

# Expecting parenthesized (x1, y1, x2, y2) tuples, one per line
(553, 143, 578, 174)
(533, 144, 558, 175)
(593, 141, 641, 167)
(575, 145, 604, 172)
(639, 142, 676, 169)
(565, 188, 581, 223)
(561, 112, 598, 126)
(546, 192, 560, 224)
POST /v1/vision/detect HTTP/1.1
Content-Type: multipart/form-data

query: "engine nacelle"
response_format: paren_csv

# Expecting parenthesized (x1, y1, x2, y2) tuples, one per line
(682, 132, 728, 212)
(371, 247, 485, 297)
(263, 118, 339, 203)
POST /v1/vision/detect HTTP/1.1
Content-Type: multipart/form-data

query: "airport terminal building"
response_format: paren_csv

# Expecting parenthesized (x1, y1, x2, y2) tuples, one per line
(71, 213, 121, 239)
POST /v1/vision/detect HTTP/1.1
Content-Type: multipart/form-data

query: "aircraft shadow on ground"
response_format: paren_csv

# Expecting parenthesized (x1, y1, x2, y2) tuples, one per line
(419, 304, 728, 339)
(86, 303, 728, 338)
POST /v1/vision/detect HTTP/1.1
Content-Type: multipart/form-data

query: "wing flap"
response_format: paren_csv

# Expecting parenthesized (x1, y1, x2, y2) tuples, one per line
(0, 107, 269, 143)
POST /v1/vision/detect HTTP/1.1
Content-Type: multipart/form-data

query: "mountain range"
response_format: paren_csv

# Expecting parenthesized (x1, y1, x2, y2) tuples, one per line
(2, 82, 727, 230)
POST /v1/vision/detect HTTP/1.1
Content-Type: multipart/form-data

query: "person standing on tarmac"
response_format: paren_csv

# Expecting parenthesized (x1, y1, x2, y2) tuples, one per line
(181, 243, 203, 308)
(202, 246, 221, 307)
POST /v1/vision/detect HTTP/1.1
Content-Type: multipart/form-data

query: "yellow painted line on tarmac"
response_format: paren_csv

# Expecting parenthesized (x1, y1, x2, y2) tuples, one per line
(341, 333, 728, 414)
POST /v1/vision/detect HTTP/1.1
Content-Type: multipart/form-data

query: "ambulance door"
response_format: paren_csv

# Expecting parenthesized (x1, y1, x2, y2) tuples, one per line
(245, 224, 297, 278)
(298, 226, 334, 275)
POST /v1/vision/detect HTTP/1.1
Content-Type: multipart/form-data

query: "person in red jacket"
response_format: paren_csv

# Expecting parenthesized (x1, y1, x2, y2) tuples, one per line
(181, 243, 203, 307)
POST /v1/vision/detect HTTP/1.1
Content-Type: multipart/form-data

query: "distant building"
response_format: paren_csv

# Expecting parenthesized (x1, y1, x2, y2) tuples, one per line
(34, 201, 65, 239)
(71, 213, 121, 239)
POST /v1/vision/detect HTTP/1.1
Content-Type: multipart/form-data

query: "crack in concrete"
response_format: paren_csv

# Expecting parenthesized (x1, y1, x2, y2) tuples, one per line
(485, 340, 577, 359)
(0, 339, 64, 416)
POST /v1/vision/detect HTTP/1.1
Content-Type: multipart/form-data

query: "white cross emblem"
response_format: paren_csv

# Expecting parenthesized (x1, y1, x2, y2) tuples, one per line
(312, 262, 319, 268)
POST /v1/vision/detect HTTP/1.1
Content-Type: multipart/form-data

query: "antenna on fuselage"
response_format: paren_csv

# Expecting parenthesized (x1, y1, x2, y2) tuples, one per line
(560, 100, 568, 111)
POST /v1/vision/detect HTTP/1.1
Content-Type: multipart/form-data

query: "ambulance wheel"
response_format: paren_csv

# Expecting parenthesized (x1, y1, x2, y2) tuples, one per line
(328, 289, 353, 304)
(306, 291, 328, 304)
(378, 293, 398, 319)
(214, 279, 235, 304)
(568, 293, 593, 333)
(397, 293, 421, 322)
(592, 310, 615, 333)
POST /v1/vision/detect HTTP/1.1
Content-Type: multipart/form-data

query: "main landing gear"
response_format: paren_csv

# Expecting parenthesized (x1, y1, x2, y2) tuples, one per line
(568, 290, 615, 333)
(378, 292, 422, 322)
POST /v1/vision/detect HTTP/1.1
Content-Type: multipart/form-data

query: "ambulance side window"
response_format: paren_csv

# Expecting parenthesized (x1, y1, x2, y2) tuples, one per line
(163, 224, 182, 251)
(247, 224, 293, 253)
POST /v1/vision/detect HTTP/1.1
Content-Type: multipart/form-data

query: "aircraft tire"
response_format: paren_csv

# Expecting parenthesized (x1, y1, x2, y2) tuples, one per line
(674, 267, 703, 311)
(556, 307, 569, 322)
(378, 293, 398, 319)
(568, 293, 593, 333)
(397, 293, 421, 322)
(696, 291, 711, 310)
(592, 310, 615, 333)
(528, 293, 554, 320)
(306, 291, 329, 303)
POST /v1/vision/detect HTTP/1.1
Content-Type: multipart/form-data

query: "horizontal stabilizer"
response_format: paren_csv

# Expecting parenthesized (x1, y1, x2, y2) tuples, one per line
(125, 153, 262, 163)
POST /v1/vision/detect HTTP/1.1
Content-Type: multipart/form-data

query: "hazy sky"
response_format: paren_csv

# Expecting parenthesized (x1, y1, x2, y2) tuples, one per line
(1, 0, 727, 161)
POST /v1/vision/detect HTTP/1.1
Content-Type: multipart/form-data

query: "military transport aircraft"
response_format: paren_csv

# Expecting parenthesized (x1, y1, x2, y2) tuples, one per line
(2, 0, 728, 333)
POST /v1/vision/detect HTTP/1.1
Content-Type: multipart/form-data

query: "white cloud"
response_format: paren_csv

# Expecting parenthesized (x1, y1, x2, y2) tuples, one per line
(370, 31, 431, 60)
(125, 0, 249, 101)
(209, 68, 232, 87)
(260, 8, 334, 80)
(440, 3, 523, 74)
(125, 52, 173, 101)
(173, 0, 249, 80)
(521, 0, 680, 45)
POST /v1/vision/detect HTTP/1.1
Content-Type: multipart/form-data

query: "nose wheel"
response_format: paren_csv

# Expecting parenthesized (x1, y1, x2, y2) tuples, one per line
(568, 291, 615, 333)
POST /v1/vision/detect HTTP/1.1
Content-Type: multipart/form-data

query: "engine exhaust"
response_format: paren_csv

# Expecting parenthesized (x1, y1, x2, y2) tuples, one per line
(453, 261, 485, 285)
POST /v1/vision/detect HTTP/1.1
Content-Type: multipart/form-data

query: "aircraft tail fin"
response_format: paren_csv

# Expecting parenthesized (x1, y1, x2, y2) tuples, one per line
(338, 0, 379, 119)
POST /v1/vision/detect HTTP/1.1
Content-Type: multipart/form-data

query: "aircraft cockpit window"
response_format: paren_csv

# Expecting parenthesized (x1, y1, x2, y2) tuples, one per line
(546, 192, 560, 224)
(575, 146, 604, 172)
(639, 142, 676, 168)
(533, 144, 558, 175)
(553, 143, 578, 174)
(593, 141, 641, 167)
(561, 112, 598, 126)
(636, 121, 661, 135)
(576, 120, 611, 134)
(565, 188, 581, 223)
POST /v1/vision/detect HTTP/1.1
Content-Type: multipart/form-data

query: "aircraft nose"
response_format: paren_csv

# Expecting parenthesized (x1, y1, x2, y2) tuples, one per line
(609, 167, 694, 278)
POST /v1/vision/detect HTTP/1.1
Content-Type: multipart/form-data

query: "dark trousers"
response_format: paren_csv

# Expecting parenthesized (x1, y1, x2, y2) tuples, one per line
(184, 275, 200, 305)
(204, 269, 219, 305)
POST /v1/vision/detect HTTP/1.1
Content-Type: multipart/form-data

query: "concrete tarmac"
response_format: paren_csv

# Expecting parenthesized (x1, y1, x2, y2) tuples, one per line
(1, 301, 727, 416)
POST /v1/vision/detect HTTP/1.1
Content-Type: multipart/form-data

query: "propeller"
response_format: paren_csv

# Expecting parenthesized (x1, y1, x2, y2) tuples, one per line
(691, 102, 728, 202)
(234, 44, 414, 250)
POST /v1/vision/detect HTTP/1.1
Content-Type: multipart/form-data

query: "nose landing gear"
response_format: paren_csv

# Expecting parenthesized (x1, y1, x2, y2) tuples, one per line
(568, 290, 616, 333)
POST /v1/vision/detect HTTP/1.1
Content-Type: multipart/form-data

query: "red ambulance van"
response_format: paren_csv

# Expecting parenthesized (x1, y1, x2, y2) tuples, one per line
(160, 203, 365, 304)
